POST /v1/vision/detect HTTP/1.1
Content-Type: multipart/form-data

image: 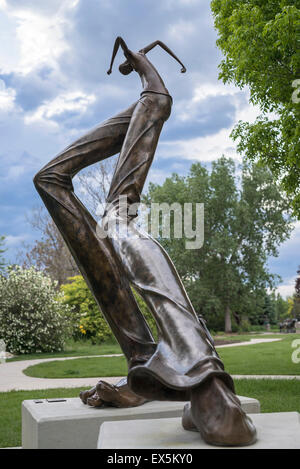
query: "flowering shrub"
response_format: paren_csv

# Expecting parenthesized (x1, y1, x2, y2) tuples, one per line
(60, 276, 158, 344)
(60, 276, 112, 344)
(0, 266, 72, 354)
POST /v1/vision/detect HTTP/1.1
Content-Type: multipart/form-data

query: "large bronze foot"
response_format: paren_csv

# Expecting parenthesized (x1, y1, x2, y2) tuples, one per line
(182, 377, 257, 447)
(80, 378, 149, 408)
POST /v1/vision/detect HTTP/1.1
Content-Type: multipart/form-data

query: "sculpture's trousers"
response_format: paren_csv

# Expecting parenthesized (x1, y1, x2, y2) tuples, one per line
(34, 92, 234, 401)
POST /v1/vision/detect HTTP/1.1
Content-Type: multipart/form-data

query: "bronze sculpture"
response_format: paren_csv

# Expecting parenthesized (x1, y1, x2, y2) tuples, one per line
(34, 37, 257, 446)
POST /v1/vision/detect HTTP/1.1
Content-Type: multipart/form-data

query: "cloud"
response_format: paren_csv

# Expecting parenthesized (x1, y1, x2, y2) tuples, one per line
(0, 0, 79, 75)
(5, 234, 30, 247)
(276, 277, 296, 299)
(167, 20, 196, 44)
(159, 128, 238, 163)
(25, 90, 97, 126)
(0, 79, 16, 110)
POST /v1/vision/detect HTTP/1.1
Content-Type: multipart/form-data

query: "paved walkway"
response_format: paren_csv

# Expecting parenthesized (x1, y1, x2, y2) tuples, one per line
(216, 338, 281, 348)
(0, 355, 123, 392)
(1, 337, 297, 393)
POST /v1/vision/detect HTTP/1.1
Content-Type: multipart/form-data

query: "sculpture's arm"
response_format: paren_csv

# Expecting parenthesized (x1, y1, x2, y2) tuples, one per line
(107, 36, 132, 75)
(139, 40, 186, 73)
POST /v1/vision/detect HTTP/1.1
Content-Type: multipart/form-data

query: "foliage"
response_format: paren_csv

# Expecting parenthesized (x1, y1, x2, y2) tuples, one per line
(60, 275, 112, 344)
(144, 158, 293, 331)
(132, 289, 157, 340)
(211, 0, 300, 216)
(60, 276, 157, 344)
(292, 266, 300, 317)
(0, 266, 72, 354)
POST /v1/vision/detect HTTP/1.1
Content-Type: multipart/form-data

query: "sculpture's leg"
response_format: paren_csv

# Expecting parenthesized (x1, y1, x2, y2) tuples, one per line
(34, 103, 156, 407)
(100, 94, 256, 445)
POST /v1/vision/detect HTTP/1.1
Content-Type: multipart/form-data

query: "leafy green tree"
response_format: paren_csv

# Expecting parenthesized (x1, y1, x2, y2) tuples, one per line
(272, 292, 289, 322)
(211, 0, 300, 216)
(292, 266, 300, 318)
(262, 294, 277, 325)
(145, 157, 293, 332)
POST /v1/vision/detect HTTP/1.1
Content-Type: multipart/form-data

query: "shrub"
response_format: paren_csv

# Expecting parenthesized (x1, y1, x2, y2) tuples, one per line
(238, 319, 252, 333)
(132, 289, 157, 340)
(60, 276, 158, 344)
(60, 276, 113, 344)
(0, 266, 72, 354)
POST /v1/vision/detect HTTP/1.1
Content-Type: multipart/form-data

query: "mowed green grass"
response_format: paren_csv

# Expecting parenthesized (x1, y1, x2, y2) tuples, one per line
(1, 379, 300, 448)
(8, 339, 122, 362)
(7, 333, 279, 363)
(23, 334, 300, 379)
(218, 334, 300, 376)
(23, 356, 127, 378)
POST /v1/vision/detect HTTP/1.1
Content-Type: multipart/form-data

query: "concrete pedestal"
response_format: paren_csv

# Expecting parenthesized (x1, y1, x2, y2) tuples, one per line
(22, 395, 259, 449)
(98, 412, 300, 449)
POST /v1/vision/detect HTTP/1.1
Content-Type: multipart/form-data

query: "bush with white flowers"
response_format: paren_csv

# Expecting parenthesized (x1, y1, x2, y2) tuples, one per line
(0, 266, 73, 354)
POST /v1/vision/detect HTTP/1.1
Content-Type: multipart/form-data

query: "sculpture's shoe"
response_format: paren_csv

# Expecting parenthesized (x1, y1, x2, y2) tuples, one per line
(182, 377, 257, 447)
(95, 379, 148, 408)
(79, 378, 148, 408)
(87, 391, 104, 408)
(79, 386, 97, 405)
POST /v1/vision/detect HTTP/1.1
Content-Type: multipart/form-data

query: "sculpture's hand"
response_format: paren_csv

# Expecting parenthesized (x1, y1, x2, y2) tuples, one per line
(181, 66, 186, 73)
(107, 68, 112, 75)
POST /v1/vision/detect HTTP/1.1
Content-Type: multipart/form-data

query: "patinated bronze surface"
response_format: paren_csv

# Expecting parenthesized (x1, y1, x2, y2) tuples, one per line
(34, 37, 256, 446)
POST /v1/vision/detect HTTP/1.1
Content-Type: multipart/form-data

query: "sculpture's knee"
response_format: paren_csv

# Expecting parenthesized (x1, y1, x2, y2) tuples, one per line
(33, 167, 74, 192)
(33, 169, 43, 190)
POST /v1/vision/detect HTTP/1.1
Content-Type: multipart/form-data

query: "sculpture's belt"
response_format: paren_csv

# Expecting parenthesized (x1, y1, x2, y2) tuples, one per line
(140, 89, 173, 103)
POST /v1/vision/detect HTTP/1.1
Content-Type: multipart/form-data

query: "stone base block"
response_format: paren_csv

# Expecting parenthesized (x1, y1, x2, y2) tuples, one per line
(22, 395, 259, 449)
(98, 412, 300, 449)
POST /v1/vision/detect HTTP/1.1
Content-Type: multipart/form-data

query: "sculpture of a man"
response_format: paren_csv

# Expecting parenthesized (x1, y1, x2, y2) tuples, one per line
(34, 37, 256, 446)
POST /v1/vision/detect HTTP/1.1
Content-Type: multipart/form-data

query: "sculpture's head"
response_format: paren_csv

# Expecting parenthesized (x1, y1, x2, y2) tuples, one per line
(119, 60, 133, 75)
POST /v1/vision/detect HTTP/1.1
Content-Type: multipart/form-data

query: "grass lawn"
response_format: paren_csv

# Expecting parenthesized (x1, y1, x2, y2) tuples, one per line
(7, 339, 122, 362)
(7, 333, 280, 363)
(22, 334, 299, 379)
(218, 334, 300, 376)
(23, 356, 127, 379)
(1, 379, 299, 448)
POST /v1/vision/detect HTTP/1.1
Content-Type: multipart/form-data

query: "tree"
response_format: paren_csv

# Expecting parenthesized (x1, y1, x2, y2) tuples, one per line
(76, 158, 117, 218)
(0, 236, 6, 273)
(211, 0, 300, 216)
(19, 207, 79, 286)
(292, 266, 300, 318)
(144, 157, 293, 332)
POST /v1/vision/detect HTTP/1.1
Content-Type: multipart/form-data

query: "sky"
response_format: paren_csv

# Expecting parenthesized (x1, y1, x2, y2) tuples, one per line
(0, 0, 298, 297)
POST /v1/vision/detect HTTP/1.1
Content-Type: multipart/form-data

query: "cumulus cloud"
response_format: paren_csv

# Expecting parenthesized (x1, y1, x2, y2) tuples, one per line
(0, 0, 79, 75)
(0, 79, 16, 111)
(25, 90, 97, 126)
(159, 128, 238, 163)
(276, 278, 296, 299)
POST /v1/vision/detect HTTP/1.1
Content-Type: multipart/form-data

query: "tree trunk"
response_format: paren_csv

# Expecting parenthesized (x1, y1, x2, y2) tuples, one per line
(225, 305, 232, 333)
